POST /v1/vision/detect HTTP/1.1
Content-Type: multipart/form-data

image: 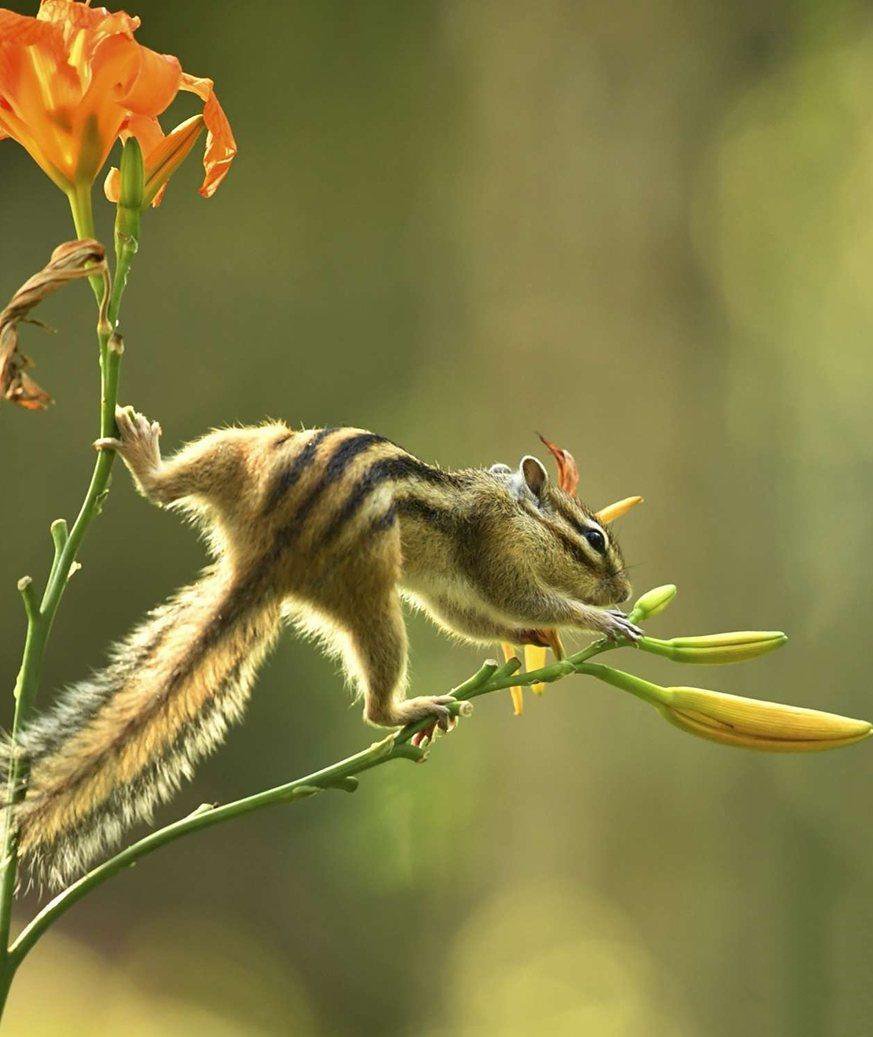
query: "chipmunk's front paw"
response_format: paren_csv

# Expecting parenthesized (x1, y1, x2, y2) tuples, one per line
(95, 405, 162, 473)
(594, 608, 643, 643)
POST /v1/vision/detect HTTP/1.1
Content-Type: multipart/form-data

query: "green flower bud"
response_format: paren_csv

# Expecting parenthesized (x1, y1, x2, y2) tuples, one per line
(639, 630, 787, 664)
(117, 137, 144, 212)
(628, 584, 677, 624)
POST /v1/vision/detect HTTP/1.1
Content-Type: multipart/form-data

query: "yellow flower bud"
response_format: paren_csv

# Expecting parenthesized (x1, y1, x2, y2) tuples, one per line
(660, 686, 871, 752)
(628, 584, 677, 624)
(525, 645, 548, 695)
(640, 630, 787, 664)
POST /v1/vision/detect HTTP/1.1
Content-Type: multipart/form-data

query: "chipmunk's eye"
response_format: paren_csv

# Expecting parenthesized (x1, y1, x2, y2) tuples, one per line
(585, 529, 606, 554)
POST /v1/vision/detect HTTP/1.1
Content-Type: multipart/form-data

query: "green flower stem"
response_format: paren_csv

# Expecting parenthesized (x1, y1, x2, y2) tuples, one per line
(0, 604, 797, 998)
(0, 188, 138, 1010)
(66, 184, 106, 306)
(0, 593, 672, 1004)
(573, 661, 672, 707)
(4, 640, 657, 972)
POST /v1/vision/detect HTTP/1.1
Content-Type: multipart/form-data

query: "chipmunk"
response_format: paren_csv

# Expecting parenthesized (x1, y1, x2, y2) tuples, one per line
(8, 407, 640, 887)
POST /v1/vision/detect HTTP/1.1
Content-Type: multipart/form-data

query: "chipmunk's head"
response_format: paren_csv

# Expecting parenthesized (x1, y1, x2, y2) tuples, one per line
(489, 447, 637, 608)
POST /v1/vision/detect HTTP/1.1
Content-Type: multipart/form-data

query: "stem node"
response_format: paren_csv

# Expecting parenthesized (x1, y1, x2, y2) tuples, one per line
(16, 577, 37, 623)
(50, 518, 69, 553)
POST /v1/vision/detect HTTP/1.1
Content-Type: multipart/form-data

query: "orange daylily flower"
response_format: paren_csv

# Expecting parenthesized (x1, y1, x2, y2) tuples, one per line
(0, 0, 236, 203)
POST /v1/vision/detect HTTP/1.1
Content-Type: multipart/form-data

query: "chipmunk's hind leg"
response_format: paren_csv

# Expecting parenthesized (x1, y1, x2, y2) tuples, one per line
(329, 585, 456, 731)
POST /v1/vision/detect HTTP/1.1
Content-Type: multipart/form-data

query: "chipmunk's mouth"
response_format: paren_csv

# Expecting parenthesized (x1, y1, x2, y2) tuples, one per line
(595, 573, 632, 607)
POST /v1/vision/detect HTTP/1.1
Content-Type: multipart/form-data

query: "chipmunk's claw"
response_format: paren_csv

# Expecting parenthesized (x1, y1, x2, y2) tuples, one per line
(604, 609, 643, 642)
(93, 436, 122, 451)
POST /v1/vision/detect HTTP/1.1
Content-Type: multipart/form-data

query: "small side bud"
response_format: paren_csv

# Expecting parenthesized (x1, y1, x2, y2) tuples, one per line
(17, 575, 37, 622)
(628, 584, 677, 624)
(50, 518, 68, 547)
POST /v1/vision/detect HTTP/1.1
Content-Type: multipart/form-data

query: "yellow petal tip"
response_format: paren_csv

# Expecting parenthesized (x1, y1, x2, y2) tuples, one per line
(595, 496, 644, 524)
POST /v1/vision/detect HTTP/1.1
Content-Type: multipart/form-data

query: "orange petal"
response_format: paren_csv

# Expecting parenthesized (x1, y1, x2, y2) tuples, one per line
(538, 434, 579, 495)
(103, 164, 120, 202)
(0, 17, 75, 184)
(71, 31, 140, 181)
(122, 46, 181, 116)
(0, 102, 68, 189)
(122, 112, 166, 153)
(37, 1, 139, 37)
(144, 114, 204, 205)
(1, 8, 60, 44)
(181, 72, 237, 197)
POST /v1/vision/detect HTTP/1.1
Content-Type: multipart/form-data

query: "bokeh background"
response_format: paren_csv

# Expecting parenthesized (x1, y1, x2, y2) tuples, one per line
(2, 0, 873, 1033)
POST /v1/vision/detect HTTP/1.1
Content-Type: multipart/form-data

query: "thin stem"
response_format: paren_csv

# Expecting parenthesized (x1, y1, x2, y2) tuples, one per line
(8, 641, 652, 963)
(66, 184, 104, 305)
(574, 661, 671, 706)
(10, 735, 400, 962)
(0, 190, 137, 1015)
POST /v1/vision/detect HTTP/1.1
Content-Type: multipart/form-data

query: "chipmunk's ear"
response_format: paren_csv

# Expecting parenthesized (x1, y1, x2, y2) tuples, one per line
(520, 455, 549, 500)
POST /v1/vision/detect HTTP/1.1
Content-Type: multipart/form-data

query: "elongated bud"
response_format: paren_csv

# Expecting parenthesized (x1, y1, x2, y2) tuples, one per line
(144, 115, 205, 206)
(660, 686, 871, 752)
(595, 496, 643, 524)
(639, 630, 787, 664)
(628, 584, 677, 624)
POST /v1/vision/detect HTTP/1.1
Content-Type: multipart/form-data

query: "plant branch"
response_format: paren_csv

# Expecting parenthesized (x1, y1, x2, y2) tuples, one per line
(8, 645, 642, 964)
(0, 217, 137, 999)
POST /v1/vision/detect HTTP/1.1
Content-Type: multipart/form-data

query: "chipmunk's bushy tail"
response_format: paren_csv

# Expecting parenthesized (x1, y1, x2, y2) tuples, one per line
(3, 566, 282, 890)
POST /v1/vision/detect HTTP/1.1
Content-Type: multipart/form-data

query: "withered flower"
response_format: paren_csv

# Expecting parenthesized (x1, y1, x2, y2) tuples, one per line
(0, 239, 108, 409)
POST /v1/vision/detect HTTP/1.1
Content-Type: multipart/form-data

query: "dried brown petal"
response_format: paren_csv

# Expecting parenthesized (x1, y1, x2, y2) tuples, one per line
(0, 240, 109, 410)
(537, 433, 580, 495)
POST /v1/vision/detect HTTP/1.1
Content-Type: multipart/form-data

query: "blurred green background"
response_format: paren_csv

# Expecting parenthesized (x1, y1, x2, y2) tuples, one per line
(2, 0, 873, 1033)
